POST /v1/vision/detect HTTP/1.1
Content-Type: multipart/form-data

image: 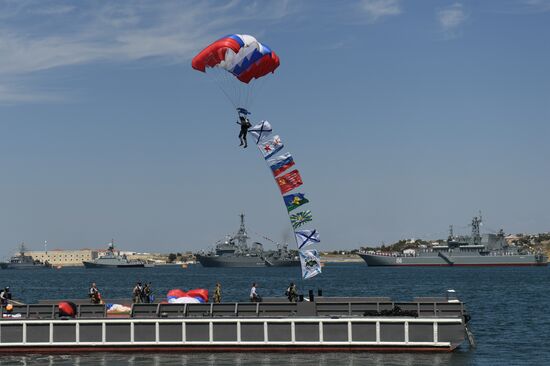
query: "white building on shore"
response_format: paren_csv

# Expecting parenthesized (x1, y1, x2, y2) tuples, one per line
(24, 249, 99, 266)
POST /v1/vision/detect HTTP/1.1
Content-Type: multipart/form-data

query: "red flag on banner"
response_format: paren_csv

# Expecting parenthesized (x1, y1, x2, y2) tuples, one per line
(276, 170, 303, 194)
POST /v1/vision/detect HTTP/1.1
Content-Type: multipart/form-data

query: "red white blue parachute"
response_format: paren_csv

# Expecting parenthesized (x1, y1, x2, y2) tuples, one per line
(192, 34, 280, 110)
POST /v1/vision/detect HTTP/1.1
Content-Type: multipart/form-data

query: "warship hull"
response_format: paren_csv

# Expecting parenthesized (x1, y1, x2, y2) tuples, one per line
(359, 253, 548, 266)
(195, 254, 266, 268)
(83, 262, 145, 269)
(0, 263, 51, 270)
(264, 258, 300, 267)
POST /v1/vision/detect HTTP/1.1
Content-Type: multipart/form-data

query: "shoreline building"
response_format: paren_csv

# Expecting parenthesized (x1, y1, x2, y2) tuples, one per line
(24, 249, 99, 267)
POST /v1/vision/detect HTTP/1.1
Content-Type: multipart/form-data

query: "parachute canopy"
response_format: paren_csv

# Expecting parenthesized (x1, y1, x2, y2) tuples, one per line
(192, 34, 280, 84)
(192, 34, 280, 110)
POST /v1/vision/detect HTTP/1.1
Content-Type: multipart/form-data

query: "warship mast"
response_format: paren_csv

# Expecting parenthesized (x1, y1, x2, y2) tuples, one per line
(470, 212, 482, 246)
(235, 213, 249, 251)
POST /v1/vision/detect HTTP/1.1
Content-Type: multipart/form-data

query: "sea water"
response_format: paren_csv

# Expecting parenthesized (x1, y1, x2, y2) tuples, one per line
(1, 263, 549, 365)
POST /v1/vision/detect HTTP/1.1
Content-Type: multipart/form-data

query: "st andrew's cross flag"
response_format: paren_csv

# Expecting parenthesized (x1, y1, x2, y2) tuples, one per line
(283, 193, 309, 212)
(295, 229, 320, 249)
(258, 135, 284, 160)
(276, 170, 303, 194)
(248, 120, 272, 144)
(299, 249, 322, 280)
(290, 210, 312, 229)
(267, 152, 295, 177)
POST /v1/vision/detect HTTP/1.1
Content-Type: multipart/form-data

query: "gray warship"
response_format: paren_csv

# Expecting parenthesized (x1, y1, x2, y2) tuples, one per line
(359, 214, 548, 266)
(83, 241, 145, 268)
(0, 243, 52, 270)
(195, 214, 299, 268)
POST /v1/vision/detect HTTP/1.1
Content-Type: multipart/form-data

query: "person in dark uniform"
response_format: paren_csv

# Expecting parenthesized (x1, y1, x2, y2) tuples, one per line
(286, 282, 298, 302)
(89, 283, 101, 304)
(213, 283, 222, 304)
(0, 287, 11, 306)
(133, 282, 142, 304)
(142, 283, 152, 303)
(237, 115, 252, 148)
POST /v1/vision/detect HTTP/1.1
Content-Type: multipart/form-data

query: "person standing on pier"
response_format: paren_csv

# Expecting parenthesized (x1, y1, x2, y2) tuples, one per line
(0, 287, 11, 306)
(133, 282, 142, 304)
(143, 283, 152, 303)
(286, 282, 298, 302)
(213, 283, 222, 303)
(250, 283, 261, 302)
(89, 283, 101, 304)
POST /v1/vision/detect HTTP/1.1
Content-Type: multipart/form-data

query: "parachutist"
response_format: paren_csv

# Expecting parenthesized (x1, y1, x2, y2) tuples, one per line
(237, 115, 251, 148)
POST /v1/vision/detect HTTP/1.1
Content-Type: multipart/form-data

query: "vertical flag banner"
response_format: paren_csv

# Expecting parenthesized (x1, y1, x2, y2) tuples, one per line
(276, 170, 303, 194)
(251, 120, 321, 280)
(283, 193, 309, 212)
(258, 135, 284, 159)
(295, 229, 320, 249)
(299, 249, 322, 279)
(267, 153, 295, 177)
(248, 120, 272, 144)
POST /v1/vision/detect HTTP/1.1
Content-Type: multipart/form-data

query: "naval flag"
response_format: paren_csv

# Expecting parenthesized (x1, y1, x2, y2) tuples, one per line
(295, 229, 320, 249)
(258, 135, 284, 159)
(299, 249, 322, 280)
(290, 210, 312, 229)
(267, 153, 295, 177)
(283, 193, 309, 212)
(276, 170, 303, 194)
(248, 120, 272, 144)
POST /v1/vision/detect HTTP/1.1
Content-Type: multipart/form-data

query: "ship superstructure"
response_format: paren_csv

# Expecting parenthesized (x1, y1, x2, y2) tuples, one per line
(196, 214, 299, 268)
(359, 214, 548, 266)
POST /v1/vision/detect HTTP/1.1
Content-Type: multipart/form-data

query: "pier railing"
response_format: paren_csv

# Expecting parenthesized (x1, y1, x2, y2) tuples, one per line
(2, 299, 464, 320)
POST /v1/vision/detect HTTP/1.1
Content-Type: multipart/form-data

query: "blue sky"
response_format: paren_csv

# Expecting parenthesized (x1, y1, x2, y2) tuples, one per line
(0, 0, 549, 256)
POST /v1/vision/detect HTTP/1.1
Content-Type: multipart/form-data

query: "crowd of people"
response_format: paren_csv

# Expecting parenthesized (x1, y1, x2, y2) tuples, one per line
(84, 281, 300, 305)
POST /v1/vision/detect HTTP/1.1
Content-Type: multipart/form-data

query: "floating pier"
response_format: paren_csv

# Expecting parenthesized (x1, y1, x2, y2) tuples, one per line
(0, 297, 471, 352)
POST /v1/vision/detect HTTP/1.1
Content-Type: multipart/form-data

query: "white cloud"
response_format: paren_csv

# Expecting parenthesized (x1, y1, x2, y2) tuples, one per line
(0, 0, 293, 102)
(360, 0, 402, 22)
(523, 0, 550, 11)
(437, 3, 468, 38)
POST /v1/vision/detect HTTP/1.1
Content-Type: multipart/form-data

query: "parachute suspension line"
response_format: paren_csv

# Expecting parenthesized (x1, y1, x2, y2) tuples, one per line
(209, 67, 238, 110)
(248, 76, 269, 111)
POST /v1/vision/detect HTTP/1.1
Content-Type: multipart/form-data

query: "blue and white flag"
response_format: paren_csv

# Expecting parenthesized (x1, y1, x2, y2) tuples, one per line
(299, 249, 322, 280)
(237, 107, 251, 115)
(258, 135, 283, 159)
(248, 120, 272, 144)
(295, 229, 320, 249)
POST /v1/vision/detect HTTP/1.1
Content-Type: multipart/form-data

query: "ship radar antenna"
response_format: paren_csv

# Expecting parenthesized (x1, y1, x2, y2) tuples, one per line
(448, 225, 454, 241)
(471, 213, 482, 246)
(235, 213, 249, 250)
